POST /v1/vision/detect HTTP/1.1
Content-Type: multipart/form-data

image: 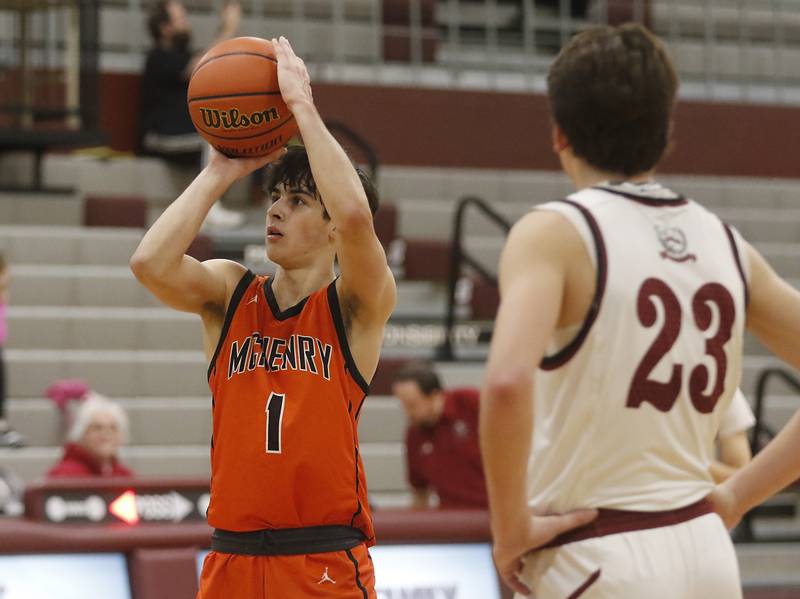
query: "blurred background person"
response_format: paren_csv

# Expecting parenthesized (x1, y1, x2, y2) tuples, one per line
(140, 0, 245, 228)
(0, 253, 23, 448)
(47, 393, 134, 478)
(711, 388, 756, 483)
(392, 361, 487, 509)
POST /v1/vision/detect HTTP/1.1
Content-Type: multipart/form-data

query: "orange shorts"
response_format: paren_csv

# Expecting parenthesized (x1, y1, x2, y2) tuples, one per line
(197, 543, 376, 599)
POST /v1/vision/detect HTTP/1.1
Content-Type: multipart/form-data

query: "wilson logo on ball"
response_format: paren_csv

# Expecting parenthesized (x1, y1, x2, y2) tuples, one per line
(199, 107, 280, 130)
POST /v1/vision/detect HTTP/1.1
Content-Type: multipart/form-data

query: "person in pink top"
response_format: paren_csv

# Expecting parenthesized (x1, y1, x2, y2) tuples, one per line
(0, 253, 24, 448)
(47, 393, 134, 477)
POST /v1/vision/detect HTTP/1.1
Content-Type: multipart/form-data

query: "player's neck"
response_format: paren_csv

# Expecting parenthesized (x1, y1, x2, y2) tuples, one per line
(566, 159, 655, 191)
(271, 265, 335, 310)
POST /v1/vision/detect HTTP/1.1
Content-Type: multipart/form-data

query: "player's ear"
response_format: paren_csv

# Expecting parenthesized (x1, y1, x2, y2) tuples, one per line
(552, 124, 570, 154)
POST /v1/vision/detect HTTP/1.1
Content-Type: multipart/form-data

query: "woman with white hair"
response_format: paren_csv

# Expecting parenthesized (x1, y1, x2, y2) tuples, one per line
(47, 393, 134, 477)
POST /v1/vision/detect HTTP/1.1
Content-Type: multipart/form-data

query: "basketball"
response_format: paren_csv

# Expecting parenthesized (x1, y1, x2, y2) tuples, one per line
(187, 37, 298, 158)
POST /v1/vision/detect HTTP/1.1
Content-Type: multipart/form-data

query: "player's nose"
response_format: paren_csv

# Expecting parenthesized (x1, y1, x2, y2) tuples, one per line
(267, 198, 285, 220)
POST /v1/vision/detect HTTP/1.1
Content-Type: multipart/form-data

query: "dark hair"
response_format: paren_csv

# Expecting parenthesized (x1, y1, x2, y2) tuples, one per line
(393, 361, 443, 396)
(263, 145, 379, 218)
(148, 0, 171, 42)
(547, 24, 678, 177)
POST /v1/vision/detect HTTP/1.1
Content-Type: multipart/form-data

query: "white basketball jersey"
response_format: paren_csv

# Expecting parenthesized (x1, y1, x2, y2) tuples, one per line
(529, 181, 749, 512)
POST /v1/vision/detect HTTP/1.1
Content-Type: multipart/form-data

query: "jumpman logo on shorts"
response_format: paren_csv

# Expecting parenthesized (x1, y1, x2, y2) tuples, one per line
(247, 294, 258, 305)
(317, 567, 336, 585)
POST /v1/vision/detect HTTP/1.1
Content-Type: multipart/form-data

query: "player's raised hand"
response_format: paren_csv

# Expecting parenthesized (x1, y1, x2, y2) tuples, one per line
(272, 36, 313, 111)
(493, 508, 598, 596)
(206, 144, 286, 184)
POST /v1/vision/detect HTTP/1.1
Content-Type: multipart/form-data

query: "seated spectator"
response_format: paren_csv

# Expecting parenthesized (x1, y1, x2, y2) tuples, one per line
(711, 388, 756, 483)
(0, 252, 24, 448)
(47, 394, 134, 478)
(392, 361, 487, 509)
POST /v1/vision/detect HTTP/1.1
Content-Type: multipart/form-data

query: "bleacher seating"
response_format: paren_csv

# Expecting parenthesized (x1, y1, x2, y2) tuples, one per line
(1, 1, 800, 592)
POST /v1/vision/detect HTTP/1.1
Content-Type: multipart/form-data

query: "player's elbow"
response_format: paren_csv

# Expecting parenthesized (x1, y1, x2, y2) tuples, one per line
(335, 197, 375, 236)
(130, 249, 160, 283)
(483, 368, 533, 404)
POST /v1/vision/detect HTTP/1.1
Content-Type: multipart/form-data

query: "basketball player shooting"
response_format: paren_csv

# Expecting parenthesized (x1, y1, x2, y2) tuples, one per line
(131, 36, 395, 599)
(481, 23, 800, 598)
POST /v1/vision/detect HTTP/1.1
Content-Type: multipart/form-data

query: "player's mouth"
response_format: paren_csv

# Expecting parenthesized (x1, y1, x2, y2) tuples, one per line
(266, 225, 283, 241)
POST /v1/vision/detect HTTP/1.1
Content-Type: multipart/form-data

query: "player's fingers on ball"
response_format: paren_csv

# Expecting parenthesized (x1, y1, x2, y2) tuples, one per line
(271, 38, 283, 60)
(262, 147, 287, 164)
(282, 36, 296, 55)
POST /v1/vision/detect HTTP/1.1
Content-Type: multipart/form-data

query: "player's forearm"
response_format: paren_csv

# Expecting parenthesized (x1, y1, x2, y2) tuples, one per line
(724, 409, 800, 515)
(709, 460, 738, 484)
(131, 167, 231, 280)
(480, 373, 534, 539)
(290, 101, 373, 231)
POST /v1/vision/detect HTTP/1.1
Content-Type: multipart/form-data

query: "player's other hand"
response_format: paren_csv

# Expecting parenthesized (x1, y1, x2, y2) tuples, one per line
(206, 145, 286, 184)
(707, 483, 743, 530)
(272, 36, 313, 112)
(493, 508, 598, 596)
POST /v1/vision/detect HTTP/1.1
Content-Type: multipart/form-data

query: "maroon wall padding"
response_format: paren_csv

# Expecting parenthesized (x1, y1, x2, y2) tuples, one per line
(129, 547, 199, 599)
(470, 277, 500, 320)
(84, 196, 147, 228)
(374, 201, 398, 247)
(100, 72, 142, 153)
(369, 356, 411, 395)
(186, 234, 214, 263)
(98, 73, 800, 178)
(402, 238, 451, 281)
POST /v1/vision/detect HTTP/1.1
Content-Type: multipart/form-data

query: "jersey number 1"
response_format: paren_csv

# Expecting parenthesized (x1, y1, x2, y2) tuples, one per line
(265, 392, 285, 454)
(627, 277, 735, 414)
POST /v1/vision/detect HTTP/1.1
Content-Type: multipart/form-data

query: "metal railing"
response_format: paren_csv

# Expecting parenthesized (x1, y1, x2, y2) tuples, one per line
(437, 194, 510, 361)
(1, 1, 799, 105)
(737, 366, 800, 542)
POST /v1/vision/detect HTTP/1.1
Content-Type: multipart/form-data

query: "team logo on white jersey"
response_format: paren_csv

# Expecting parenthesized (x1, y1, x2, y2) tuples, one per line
(655, 225, 696, 263)
(317, 567, 336, 585)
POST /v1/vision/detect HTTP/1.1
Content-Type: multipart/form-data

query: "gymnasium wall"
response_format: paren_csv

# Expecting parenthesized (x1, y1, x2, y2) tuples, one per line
(100, 73, 799, 178)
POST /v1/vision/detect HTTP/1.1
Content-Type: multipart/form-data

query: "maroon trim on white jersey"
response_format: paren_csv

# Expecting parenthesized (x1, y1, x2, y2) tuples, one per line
(540, 200, 608, 371)
(594, 184, 688, 207)
(542, 498, 712, 549)
(723, 223, 750, 309)
(567, 569, 602, 599)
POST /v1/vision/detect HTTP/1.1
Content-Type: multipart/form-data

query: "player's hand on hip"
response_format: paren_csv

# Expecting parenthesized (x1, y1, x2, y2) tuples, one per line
(707, 484, 743, 530)
(493, 508, 598, 597)
(205, 144, 286, 184)
(272, 36, 313, 112)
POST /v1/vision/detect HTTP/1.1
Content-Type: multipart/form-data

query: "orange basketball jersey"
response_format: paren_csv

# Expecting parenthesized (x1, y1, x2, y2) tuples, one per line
(206, 271, 374, 544)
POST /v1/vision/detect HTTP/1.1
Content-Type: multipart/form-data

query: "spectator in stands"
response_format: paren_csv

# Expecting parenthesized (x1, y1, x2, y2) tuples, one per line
(392, 361, 487, 509)
(141, 0, 245, 228)
(0, 253, 24, 448)
(711, 388, 756, 483)
(47, 394, 134, 477)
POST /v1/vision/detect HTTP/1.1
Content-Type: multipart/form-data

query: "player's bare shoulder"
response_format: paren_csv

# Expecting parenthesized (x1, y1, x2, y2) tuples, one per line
(199, 259, 249, 324)
(505, 209, 589, 273)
